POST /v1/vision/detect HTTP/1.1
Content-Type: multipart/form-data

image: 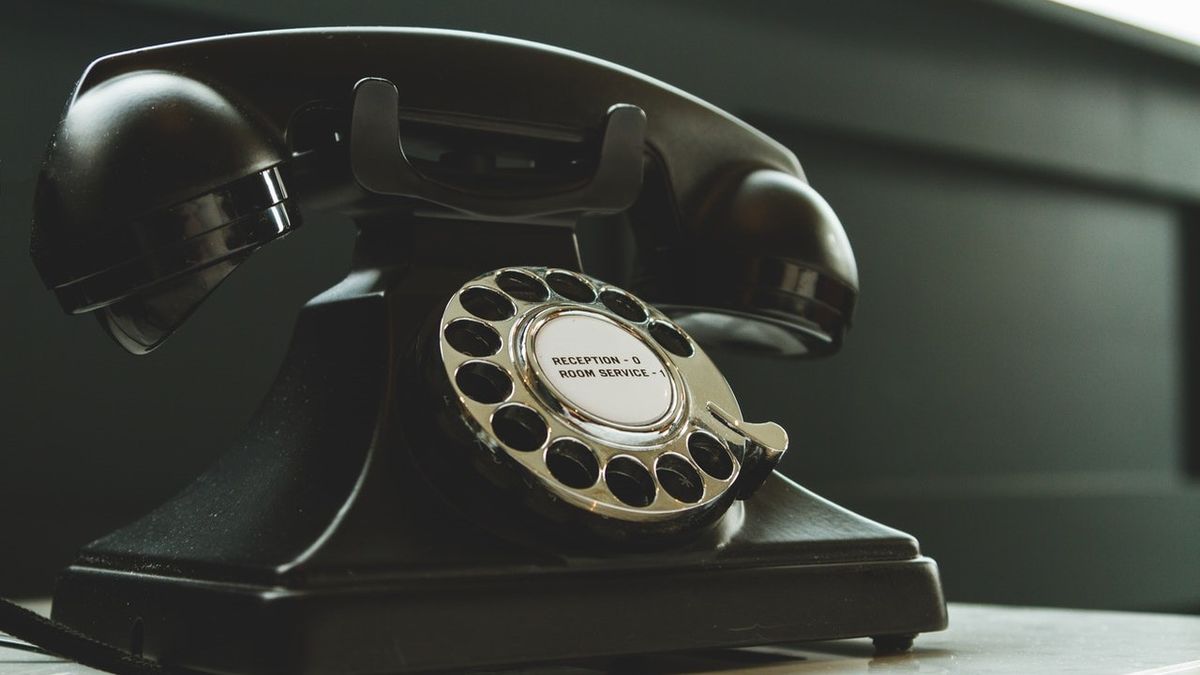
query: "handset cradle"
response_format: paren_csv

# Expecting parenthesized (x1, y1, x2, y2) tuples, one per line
(351, 77, 648, 219)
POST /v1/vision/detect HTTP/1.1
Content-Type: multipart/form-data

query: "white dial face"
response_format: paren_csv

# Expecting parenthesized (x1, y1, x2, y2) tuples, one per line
(532, 312, 673, 426)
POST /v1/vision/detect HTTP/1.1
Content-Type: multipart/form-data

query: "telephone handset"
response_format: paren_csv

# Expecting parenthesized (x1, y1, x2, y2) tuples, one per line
(22, 28, 944, 674)
(31, 29, 856, 358)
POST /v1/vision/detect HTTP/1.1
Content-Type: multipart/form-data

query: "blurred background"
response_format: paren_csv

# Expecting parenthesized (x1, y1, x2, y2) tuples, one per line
(2, 0, 1198, 612)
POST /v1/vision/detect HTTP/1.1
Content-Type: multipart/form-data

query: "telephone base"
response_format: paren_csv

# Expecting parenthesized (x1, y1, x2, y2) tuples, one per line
(53, 525, 944, 674)
(50, 233, 946, 673)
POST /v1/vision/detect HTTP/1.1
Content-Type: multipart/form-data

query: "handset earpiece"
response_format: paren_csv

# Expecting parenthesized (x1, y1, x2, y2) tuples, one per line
(30, 70, 297, 354)
(656, 169, 859, 358)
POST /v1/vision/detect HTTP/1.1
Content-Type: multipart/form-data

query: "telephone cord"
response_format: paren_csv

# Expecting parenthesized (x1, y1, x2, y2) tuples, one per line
(0, 596, 173, 674)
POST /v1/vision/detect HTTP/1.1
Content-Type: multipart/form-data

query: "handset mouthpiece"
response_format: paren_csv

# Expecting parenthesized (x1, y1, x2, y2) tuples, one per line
(659, 170, 859, 357)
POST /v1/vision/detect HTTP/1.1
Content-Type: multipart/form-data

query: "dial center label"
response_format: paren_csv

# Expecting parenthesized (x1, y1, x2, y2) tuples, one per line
(532, 313, 672, 426)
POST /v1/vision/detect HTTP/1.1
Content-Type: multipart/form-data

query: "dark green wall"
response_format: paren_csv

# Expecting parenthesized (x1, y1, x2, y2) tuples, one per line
(2, 0, 1197, 611)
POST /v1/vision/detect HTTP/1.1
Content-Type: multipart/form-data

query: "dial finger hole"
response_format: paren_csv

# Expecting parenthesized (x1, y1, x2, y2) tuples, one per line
(460, 286, 516, 321)
(444, 319, 501, 357)
(605, 456, 656, 507)
(546, 439, 600, 489)
(496, 269, 549, 302)
(546, 271, 597, 303)
(454, 361, 513, 404)
(649, 320, 694, 357)
(600, 289, 647, 323)
(688, 431, 733, 480)
(491, 404, 548, 452)
(656, 454, 704, 503)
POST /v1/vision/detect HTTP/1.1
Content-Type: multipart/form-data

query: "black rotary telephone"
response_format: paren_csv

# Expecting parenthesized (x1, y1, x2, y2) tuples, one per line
(13, 28, 945, 674)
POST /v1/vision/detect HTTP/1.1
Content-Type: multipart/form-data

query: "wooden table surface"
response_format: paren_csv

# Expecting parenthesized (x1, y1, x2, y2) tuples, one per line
(2, 602, 1198, 674)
